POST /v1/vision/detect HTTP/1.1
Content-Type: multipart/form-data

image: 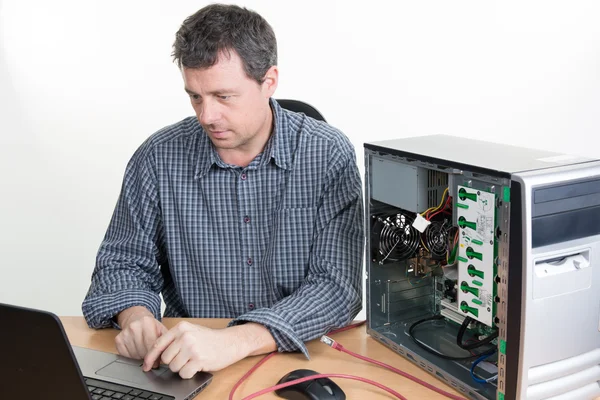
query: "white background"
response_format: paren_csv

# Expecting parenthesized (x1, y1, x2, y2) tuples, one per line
(1, 0, 599, 318)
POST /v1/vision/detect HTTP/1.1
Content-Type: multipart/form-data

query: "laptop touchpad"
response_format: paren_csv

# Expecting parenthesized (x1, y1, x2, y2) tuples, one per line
(96, 360, 172, 385)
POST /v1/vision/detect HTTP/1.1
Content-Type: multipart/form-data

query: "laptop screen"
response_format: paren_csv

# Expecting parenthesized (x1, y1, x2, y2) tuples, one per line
(0, 303, 91, 400)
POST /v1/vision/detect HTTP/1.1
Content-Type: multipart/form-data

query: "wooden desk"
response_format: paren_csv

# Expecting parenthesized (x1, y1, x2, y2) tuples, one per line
(61, 317, 463, 399)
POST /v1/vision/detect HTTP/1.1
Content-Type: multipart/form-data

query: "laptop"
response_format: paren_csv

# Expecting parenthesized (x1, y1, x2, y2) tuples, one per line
(0, 303, 212, 400)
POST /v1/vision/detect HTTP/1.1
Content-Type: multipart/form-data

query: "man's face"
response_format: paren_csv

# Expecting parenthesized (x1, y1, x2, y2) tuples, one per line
(182, 51, 278, 155)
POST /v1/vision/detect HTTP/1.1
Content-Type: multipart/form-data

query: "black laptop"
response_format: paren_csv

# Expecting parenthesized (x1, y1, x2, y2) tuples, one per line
(0, 303, 212, 400)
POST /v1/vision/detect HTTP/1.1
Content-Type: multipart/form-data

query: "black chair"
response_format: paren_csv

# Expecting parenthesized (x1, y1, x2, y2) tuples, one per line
(277, 99, 327, 123)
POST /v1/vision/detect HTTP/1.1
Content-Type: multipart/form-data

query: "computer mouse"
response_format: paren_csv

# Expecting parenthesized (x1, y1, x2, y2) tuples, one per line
(275, 369, 346, 400)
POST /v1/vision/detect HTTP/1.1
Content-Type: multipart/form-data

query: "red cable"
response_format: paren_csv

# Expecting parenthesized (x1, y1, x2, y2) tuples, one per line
(330, 341, 465, 400)
(228, 321, 366, 400)
(239, 373, 407, 400)
(425, 193, 450, 219)
(328, 320, 366, 334)
(230, 319, 465, 399)
(465, 338, 478, 356)
(427, 196, 452, 220)
(228, 352, 277, 400)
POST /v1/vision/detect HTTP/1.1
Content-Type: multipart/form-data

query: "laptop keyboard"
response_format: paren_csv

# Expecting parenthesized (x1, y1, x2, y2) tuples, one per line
(85, 377, 175, 400)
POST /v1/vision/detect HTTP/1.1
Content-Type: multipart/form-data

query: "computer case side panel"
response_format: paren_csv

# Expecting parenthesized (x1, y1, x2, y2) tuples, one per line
(365, 146, 511, 400)
(505, 180, 524, 400)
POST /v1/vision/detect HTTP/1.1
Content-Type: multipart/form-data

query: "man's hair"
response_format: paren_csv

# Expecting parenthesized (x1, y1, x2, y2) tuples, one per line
(172, 4, 277, 84)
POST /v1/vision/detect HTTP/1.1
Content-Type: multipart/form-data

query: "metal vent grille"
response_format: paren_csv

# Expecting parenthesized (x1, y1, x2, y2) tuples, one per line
(427, 170, 448, 208)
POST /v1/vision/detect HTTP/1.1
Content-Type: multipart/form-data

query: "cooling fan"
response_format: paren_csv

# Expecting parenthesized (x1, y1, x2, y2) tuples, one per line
(423, 221, 449, 258)
(373, 212, 420, 262)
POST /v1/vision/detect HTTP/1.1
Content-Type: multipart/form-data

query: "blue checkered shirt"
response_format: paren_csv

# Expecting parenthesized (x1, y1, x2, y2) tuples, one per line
(82, 99, 364, 357)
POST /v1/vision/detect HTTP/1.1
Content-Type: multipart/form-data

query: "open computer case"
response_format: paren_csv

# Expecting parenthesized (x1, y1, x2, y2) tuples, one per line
(364, 135, 600, 400)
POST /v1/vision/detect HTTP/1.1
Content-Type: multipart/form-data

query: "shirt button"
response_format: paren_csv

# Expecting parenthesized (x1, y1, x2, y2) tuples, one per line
(240, 173, 247, 180)
(243, 216, 250, 223)
(247, 257, 253, 266)
(248, 303, 255, 310)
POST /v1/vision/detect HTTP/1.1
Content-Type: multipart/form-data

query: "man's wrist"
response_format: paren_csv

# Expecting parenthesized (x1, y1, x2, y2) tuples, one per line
(228, 322, 277, 358)
(117, 306, 154, 328)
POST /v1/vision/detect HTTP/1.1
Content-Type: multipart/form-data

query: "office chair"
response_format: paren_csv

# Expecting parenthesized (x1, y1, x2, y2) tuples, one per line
(277, 99, 327, 123)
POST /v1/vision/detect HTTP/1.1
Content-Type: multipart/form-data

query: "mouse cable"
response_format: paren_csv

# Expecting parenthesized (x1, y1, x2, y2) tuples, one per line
(240, 373, 407, 400)
(321, 335, 467, 400)
(228, 320, 367, 400)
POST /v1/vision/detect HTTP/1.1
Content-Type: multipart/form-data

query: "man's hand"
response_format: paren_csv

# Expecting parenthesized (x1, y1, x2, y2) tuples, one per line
(115, 306, 168, 368)
(143, 321, 276, 378)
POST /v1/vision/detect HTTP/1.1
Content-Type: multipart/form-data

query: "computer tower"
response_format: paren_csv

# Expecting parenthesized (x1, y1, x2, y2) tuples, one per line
(364, 135, 600, 400)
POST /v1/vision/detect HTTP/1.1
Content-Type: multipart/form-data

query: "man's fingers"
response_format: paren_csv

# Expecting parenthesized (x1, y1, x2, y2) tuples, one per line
(132, 331, 147, 360)
(142, 324, 157, 354)
(159, 339, 181, 366)
(178, 361, 199, 380)
(143, 330, 175, 371)
(115, 336, 131, 358)
(116, 331, 142, 359)
(159, 323, 169, 336)
(115, 316, 169, 364)
(149, 323, 168, 368)
(166, 350, 188, 374)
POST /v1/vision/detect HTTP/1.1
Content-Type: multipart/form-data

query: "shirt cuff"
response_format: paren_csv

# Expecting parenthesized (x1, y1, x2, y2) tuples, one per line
(82, 290, 162, 329)
(227, 309, 310, 359)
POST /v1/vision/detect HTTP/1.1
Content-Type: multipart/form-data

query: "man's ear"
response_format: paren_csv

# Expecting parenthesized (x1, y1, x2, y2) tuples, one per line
(262, 65, 278, 98)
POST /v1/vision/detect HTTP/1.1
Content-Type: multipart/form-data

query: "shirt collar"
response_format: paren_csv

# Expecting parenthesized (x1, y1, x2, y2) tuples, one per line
(194, 98, 292, 179)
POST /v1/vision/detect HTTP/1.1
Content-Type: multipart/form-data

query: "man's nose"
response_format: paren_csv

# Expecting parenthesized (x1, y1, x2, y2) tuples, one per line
(199, 99, 220, 126)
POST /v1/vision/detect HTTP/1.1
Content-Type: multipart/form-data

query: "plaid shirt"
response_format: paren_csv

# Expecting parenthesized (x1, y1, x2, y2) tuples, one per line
(82, 99, 363, 357)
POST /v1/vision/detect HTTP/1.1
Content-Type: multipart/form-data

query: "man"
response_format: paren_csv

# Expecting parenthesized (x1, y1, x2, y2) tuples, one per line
(82, 4, 363, 378)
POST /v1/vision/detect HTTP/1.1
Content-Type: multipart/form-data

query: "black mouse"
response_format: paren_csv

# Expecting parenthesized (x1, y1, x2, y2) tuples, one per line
(275, 369, 346, 400)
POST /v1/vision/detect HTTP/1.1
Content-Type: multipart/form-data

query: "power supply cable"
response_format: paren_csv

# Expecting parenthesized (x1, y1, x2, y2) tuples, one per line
(446, 228, 460, 266)
(427, 195, 452, 220)
(421, 187, 449, 219)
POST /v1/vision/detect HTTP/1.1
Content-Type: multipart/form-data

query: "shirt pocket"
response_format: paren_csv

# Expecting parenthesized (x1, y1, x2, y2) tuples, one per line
(262, 207, 316, 298)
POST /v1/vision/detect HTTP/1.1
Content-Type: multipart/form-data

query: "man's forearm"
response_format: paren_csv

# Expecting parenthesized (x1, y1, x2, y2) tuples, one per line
(228, 322, 277, 357)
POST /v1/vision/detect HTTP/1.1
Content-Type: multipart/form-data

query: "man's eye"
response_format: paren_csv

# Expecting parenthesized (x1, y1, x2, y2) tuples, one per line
(189, 94, 201, 101)
(219, 95, 230, 100)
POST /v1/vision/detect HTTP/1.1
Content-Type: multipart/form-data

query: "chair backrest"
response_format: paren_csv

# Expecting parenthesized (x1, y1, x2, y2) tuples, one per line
(277, 99, 327, 122)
